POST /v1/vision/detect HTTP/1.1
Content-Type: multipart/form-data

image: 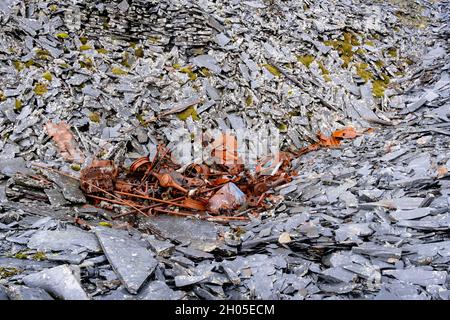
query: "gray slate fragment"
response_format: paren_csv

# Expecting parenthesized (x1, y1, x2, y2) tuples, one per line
(320, 267, 357, 283)
(94, 227, 157, 294)
(381, 149, 408, 162)
(22, 265, 88, 300)
(318, 282, 357, 294)
(375, 282, 429, 300)
(361, 197, 424, 210)
(0, 157, 30, 177)
(353, 243, 402, 259)
(147, 235, 175, 257)
(0, 257, 56, 271)
(143, 215, 223, 252)
(46, 252, 88, 265)
(6, 285, 54, 300)
(0, 285, 8, 300)
(192, 55, 221, 73)
(0, 181, 7, 203)
(44, 171, 86, 204)
(176, 246, 215, 260)
(138, 281, 185, 300)
(27, 230, 101, 252)
(215, 33, 230, 46)
(335, 223, 373, 243)
(44, 189, 69, 207)
(390, 208, 432, 220)
(384, 268, 447, 286)
(175, 274, 209, 287)
(402, 241, 450, 258)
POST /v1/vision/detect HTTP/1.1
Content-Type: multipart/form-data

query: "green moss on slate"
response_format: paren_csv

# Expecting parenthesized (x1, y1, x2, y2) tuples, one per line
(56, 33, 70, 39)
(277, 123, 288, 132)
(297, 55, 315, 68)
(89, 112, 101, 123)
(199, 67, 211, 77)
(111, 67, 128, 75)
(375, 60, 385, 69)
(79, 44, 93, 51)
(14, 99, 22, 111)
(324, 32, 360, 68)
(179, 66, 197, 81)
(31, 252, 47, 261)
(13, 60, 25, 71)
(387, 48, 397, 58)
(245, 95, 253, 106)
(135, 113, 148, 127)
(43, 71, 52, 81)
(177, 106, 200, 121)
(71, 164, 81, 171)
(135, 47, 144, 58)
(149, 35, 160, 44)
(263, 64, 281, 77)
(34, 83, 48, 95)
(80, 57, 94, 69)
(0, 267, 22, 279)
(317, 61, 331, 81)
(14, 252, 28, 259)
(35, 49, 51, 60)
(98, 221, 112, 227)
(356, 63, 373, 82)
(121, 52, 131, 68)
(25, 60, 42, 68)
(372, 74, 390, 98)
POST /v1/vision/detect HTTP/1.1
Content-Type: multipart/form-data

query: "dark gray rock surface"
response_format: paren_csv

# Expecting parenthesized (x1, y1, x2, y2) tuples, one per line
(5, 284, 54, 300)
(22, 265, 89, 300)
(94, 227, 157, 294)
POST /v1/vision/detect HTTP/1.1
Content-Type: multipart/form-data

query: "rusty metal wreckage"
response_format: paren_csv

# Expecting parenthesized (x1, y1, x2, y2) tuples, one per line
(64, 128, 361, 223)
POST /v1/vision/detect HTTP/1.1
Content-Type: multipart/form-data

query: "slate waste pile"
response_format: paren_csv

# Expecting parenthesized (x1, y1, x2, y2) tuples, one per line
(0, 0, 450, 300)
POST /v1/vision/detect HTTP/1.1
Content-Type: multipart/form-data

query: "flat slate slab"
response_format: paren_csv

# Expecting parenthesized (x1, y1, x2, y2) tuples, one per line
(383, 268, 447, 286)
(43, 171, 86, 204)
(352, 243, 402, 259)
(6, 285, 54, 300)
(143, 215, 224, 252)
(138, 281, 185, 300)
(390, 208, 432, 221)
(94, 227, 157, 294)
(0, 257, 57, 271)
(27, 230, 101, 252)
(0, 285, 8, 300)
(22, 265, 89, 300)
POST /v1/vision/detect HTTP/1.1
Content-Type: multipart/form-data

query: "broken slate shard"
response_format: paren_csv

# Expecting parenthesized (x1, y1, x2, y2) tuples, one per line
(383, 268, 447, 286)
(0, 285, 8, 300)
(43, 171, 86, 204)
(138, 281, 185, 300)
(94, 227, 157, 294)
(352, 243, 402, 259)
(146, 235, 175, 257)
(6, 285, 54, 300)
(390, 208, 432, 221)
(0, 158, 30, 177)
(27, 230, 101, 252)
(22, 265, 88, 300)
(142, 216, 224, 252)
